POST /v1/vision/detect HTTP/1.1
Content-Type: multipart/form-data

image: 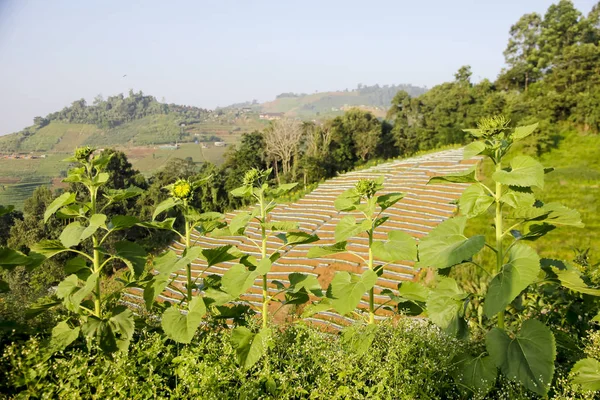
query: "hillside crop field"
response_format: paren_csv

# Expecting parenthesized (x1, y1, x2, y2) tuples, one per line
(124, 148, 479, 328)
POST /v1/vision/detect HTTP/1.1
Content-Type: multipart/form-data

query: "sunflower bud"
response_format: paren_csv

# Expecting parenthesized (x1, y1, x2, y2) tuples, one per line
(74, 146, 95, 162)
(242, 168, 263, 187)
(171, 179, 193, 201)
(355, 179, 378, 198)
(477, 115, 510, 139)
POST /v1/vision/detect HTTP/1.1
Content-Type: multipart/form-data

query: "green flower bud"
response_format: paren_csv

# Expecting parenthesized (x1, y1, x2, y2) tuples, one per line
(243, 168, 262, 187)
(355, 179, 378, 198)
(74, 146, 95, 162)
(477, 115, 510, 139)
(171, 179, 193, 201)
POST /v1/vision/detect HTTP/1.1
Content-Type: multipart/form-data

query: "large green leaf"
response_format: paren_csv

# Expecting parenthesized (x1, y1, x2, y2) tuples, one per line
(307, 241, 347, 258)
(49, 321, 80, 352)
(553, 267, 600, 296)
(143, 251, 180, 310)
(511, 123, 539, 140)
(463, 141, 486, 159)
(31, 240, 70, 259)
(152, 198, 180, 220)
(161, 296, 206, 344)
(371, 231, 417, 262)
(0, 248, 33, 270)
(229, 212, 252, 235)
(275, 231, 319, 246)
(540, 202, 584, 228)
(92, 172, 109, 187)
(376, 192, 404, 211)
(114, 241, 147, 278)
(198, 245, 243, 267)
(269, 221, 299, 232)
(492, 156, 545, 189)
(44, 192, 76, 223)
(137, 218, 176, 231)
(271, 182, 298, 197)
(221, 263, 262, 298)
(56, 274, 79, 300)
(426, 277, 468, 332)
(103, 186, 143, 203)
(286, 273, 323, 297)
(500, 190, 535, 209)
(452, 353, 497, 396)
(484, 244, 540, 318)
(66, 272, 98, 312)
(230, 185, 252, 198)
(428, 167, 477, 185)
(108, 306, 135, 351)
(417, 217, 485, 269)
(328, 270, 377, 316)
(335, 215, 369, 242)
(398, 281, 430, 302)
(80, 214, 107, 242)
(570, 358, 600, 391)
(334, 188, 361, 212)
(108, 215, 140, 231)
(59, 221, 86, 248)
(231, 326, 270, 369)
(81, 317, 116, 353)
(486, 320, 555, 396)
(459, 184, 494, 218)
(81, 311, 132, 354)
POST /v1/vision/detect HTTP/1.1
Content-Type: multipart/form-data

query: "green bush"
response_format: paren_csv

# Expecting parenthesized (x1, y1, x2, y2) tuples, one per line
(1, 320, 465, 399)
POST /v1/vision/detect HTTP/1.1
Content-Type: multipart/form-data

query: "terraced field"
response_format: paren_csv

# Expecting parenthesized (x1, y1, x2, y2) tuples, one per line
(126, 148, 479, 328)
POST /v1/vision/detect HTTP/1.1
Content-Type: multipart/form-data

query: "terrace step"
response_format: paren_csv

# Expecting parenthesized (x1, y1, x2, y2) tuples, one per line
(132, 148, 480, 329)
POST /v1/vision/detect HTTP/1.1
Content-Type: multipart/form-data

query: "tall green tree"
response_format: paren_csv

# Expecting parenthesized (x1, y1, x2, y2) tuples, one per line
(502, 13, 542, 90)
(538, 0, 585, 69)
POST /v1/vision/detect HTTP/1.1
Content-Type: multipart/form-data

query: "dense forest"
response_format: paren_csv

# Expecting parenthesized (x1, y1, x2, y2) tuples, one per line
(1, 1, 600, 398)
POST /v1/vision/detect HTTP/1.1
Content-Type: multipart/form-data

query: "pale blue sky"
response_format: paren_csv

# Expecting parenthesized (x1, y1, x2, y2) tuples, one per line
(0, 0, 595, 135)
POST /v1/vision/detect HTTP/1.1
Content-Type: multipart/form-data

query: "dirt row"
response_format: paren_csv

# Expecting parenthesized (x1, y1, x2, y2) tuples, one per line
(125, 148, 479, 328)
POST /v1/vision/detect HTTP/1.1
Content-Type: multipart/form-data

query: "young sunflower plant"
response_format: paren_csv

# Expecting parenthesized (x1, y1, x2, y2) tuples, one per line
(144, 177, 242, 344)
(31, 146, 146, 353)
(414, 116, 600, 397)
(215, 168, 320, 369)
(306, 177, 418, 327)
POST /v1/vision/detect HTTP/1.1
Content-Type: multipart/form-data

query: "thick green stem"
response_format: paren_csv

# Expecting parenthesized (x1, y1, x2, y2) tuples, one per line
(185, 218, 192, 303)
(495, 154, 505, 330)
(89, 177, 101, 318)
(93, 236, 101, 318)
(368, 230, 375, 325)
(260, 193, 268, 329)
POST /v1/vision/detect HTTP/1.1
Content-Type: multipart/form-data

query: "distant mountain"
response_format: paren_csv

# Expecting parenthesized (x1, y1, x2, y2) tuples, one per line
(220, 83, 427, 119)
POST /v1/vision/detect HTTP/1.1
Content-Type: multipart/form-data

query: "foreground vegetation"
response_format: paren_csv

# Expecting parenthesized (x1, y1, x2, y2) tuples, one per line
(1, 1, 600, 398)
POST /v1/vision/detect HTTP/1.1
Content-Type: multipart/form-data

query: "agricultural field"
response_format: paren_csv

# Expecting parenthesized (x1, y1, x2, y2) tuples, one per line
(124, 148, 478, 328)
(127, 142, 231, 174)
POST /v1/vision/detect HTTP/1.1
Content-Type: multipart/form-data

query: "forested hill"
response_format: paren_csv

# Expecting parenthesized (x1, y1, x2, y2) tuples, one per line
(221, 83, 427, 118)
(0, 84, 425, 154)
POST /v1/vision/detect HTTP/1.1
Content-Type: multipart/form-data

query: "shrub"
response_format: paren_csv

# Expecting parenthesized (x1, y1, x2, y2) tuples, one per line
(0, 320, 465, 399)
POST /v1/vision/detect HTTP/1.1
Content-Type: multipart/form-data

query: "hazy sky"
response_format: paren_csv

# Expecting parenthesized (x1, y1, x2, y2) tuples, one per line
(0, 0, 595, 135)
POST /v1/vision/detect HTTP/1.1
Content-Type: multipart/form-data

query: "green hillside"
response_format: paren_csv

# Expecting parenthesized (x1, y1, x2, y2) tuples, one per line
(222, 83, 426, 118)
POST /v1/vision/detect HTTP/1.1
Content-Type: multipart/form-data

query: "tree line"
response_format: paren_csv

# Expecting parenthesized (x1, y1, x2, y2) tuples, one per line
(390, 0, 600, 156)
